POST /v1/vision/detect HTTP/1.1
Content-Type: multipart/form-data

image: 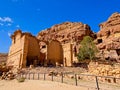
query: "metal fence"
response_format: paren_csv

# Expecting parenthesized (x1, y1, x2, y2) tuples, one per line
(19, 72, 120, 90)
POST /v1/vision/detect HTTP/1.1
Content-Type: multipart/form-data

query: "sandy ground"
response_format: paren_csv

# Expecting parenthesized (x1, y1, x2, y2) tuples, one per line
(0, 80, 88, 90)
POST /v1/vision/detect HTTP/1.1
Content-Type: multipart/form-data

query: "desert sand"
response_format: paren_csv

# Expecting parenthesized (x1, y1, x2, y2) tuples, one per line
(0, 80, 88, 90)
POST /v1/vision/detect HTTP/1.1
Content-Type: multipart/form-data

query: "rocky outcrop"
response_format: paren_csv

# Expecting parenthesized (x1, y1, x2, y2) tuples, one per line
(0, 62, 9, 76)
(37, 17, 120, 63)
(0, 53, 8, 63)
(96, 12, 120, 62)
(37, 22, 94, 44)
(88, 61, 120, 78)
(37, 22, 95, 65)
(1, 71, 15, 80)
(98, 12, 120, 37)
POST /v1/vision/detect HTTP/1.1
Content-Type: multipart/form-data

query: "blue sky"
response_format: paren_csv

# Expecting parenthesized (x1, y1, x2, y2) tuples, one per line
(0, 0, 120, 53)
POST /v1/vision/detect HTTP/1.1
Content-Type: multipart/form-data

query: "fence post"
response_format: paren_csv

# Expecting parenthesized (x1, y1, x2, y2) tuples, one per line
(22, 73, 23, 77)
(38, 73, 39, 80)
(95, 76, 100, 90)
(52, 73, 53, 81)
(44, 73, 46, 80)
(21, 73, 23, 77)
(25, 73, 27, 79)
(20, 73, 22, 77)
(75, 74, 78, 86)
(61, 72, 63, 83)
(29, 73, 30, 80)
(113, 78, 116, 83)
(33, 73, 34, 80)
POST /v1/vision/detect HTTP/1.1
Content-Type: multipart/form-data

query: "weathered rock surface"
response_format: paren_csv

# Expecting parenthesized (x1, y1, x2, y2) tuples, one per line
(96, 12, 120, 62)
(88, 61, 120, 78)
(37, 22, 94, 44)
(37, 22, 95, 65)
(0, 53, 8, 63)
(1, 71, 15, 80)
(98, 12, 120, 37)
(0, 53, 8, 75)
(78, 61, 120, 84)
(0, 63, 9, 76)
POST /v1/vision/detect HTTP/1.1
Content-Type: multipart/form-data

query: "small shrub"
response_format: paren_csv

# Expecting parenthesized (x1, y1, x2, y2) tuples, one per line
(77, 36, 98, 61)
(17, 77, 25, 82)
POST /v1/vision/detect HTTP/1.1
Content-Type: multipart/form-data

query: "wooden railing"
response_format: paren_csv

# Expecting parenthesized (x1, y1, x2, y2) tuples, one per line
(19, 72, 120, 90)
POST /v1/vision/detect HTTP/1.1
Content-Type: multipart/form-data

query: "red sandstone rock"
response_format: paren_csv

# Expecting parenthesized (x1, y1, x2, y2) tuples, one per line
(0, 53, 8, 63)
(37, 22, 94, 44)
(98, 12, 120, 37)
(97, 12, 120, 62)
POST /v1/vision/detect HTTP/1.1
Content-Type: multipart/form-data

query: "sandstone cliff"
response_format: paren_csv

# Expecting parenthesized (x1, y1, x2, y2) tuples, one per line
(37, 16, 120, 62)
(37, 22, 94, 44)
(37, 22, 95, 64)
(96, 12, 120, 62)
(98, 12, 120, 37)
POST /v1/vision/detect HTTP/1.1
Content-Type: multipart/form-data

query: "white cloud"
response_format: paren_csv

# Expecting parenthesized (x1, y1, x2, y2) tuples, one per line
(0, 17, 13, 23)
(7, 23, 12, 26)
(16, 25, 20, 28)
(8, 32, 12, 37)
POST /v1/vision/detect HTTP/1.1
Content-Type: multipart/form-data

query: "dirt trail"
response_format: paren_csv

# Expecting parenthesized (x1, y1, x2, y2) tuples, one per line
(0, 80, 88, 90)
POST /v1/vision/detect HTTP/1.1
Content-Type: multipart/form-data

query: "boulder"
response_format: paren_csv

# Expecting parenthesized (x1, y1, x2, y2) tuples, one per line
(1, 71, 15, 80)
